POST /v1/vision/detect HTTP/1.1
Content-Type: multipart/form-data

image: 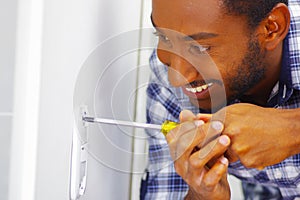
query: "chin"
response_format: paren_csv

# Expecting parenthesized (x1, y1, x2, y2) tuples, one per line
(190, 98, 227, 113)
(190, 98, 212, 111)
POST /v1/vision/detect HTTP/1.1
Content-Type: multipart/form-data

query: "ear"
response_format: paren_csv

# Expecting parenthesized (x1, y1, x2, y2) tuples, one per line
(260, 3, 290, 51)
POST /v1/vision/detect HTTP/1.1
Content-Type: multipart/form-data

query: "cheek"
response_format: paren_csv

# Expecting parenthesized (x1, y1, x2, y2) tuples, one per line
(206, 60, 234, 96)
(209, 41, 247, 80)
(213, 34, 249, 63)
(215, 46, 246, 65)
(157, 49, 170, 65)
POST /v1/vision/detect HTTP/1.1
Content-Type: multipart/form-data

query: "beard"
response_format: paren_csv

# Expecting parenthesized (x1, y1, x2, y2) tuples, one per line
(226, 35, 267, 103)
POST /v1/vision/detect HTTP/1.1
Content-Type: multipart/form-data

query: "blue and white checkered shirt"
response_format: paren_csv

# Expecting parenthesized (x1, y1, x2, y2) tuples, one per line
(143, 1, 300, 199)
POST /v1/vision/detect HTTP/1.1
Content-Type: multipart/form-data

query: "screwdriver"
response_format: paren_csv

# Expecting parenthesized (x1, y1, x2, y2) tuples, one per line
(82, 116, 179, 136)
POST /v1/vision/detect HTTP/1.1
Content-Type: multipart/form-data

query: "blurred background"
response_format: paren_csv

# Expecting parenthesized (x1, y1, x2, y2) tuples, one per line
(0, 0, 242, 199)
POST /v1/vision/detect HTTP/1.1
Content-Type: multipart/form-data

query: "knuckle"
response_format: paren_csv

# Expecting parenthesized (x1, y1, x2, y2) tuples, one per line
(231, 143, 248, 154)
(174, 161, 182, 172)
(224, 125, 241, 137)
(188, 156, 202, 169)
(174, 161, 188, 177)
(231, 144, 239, 153)
(188, 158, 197, 168)
(214, 169, 223, 177)
(241, 157, 256, 168)
(173, 161, 182, 173)
(202, 180, 215, 191)
(184, 174, 193, 186)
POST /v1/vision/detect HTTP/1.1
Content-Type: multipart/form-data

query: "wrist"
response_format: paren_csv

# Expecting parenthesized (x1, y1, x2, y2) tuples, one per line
(268, 107, 300, 158)
(282, 108, 300, 156)
(184, 188, 202, 200)
(185, 188, 230, 200)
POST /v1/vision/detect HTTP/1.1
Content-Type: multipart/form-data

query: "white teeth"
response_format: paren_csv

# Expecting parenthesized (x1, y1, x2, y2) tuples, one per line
(196, 87, 202, 92)
(186, 83, 213, 93)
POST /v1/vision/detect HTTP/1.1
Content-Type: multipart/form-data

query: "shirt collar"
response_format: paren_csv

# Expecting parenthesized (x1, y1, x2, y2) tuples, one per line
(267, 36, 293, 107)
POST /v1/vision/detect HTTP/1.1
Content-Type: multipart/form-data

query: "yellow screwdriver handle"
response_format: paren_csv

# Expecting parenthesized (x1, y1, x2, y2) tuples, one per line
(161, 120, 179, 136)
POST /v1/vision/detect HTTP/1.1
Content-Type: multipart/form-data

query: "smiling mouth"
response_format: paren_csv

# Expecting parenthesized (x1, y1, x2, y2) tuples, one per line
(185, 82, 213, 93)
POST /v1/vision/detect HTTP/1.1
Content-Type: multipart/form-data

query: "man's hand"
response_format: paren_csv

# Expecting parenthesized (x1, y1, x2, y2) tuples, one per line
(166, 110, 231, 200)
(207, 103, 300, 169)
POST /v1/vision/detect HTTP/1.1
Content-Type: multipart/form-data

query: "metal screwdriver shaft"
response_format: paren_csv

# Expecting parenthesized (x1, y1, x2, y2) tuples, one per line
(82, 116, 178, 136)
(83, 116, 162, 130)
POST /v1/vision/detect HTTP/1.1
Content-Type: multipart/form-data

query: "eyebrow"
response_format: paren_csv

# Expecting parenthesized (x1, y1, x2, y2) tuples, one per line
(184, 32, 218, 41)
(151, 14, 219, 41)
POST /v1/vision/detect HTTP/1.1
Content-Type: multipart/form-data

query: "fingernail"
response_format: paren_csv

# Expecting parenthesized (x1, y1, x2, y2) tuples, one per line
(180, 110, 194, 121)
(194, 120, 204, 127)
(220, 157, 228, 165)
(211, 121, 224, 131)
(219, 135, 230, 146)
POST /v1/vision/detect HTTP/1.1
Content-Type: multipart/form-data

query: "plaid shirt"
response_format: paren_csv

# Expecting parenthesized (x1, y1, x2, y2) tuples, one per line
(143, 1, 300, 199)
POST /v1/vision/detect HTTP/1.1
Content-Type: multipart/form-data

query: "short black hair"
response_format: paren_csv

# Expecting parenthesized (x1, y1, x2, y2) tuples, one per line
(221, 0, 288, 27)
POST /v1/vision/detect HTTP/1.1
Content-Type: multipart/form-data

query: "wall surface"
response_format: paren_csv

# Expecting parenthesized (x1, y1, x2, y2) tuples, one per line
(0, 0, 17, 199)
(36, 0, 145, 199)
(9, 0, 149, 200)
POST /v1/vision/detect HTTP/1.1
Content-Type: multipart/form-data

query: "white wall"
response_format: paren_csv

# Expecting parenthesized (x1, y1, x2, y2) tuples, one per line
(9, 0, 151, 200)
(0, 0, 17, 199)
(71, 0, 157, 198)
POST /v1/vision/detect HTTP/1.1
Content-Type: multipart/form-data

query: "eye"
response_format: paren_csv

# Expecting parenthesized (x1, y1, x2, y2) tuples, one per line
(153, 31, 172, 47)
(189, 43, 210, 55)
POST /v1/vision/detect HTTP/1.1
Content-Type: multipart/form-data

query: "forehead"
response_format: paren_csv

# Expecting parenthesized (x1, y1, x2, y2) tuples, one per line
(152, 0, 247, 36)
(152, 0, 223, 33)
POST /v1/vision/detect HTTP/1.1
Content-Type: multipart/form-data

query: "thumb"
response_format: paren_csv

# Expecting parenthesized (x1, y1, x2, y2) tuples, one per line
(179, 110, 196, 122)
(210, 121, 224, 132)
(201, 120, 224, 147)
(196, 113, 212, 123)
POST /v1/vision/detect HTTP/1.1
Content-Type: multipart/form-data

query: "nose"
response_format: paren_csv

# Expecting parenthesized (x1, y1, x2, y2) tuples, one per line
(157, 49, 199, 87)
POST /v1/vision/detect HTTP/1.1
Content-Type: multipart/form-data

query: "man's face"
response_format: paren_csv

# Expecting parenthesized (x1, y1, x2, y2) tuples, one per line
(152, 0, 267, 110)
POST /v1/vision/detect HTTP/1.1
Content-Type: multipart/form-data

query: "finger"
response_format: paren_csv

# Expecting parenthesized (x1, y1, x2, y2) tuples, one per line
(189, 135, 230, 169)
(200, 120, 224, 148)
(211, 108, 227, 124)
(167, 120, 205, 161)
(171, 123, 225, 181)
(166, 118, 223, 147)
(180, 110, 197, 122)
(172, 120, 224, 149)
(170, 121, 225, 161)
(170, 121, 207, 176)
(201, 156, 229, 191)
(166, 120, 204, 144)
(196, 113, 212, 123)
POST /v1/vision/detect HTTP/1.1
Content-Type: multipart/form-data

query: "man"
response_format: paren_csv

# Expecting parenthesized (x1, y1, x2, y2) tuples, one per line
(141, 0, 300, 199)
